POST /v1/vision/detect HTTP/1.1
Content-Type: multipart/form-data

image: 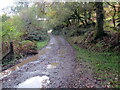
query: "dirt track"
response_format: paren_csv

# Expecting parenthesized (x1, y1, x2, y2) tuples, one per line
(2, 35, 102, 88)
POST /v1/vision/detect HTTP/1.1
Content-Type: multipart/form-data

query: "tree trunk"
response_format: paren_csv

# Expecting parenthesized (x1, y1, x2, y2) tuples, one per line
(95, 2, 104, 39)
(84, 6, 88, 25)
(106, 2, 117, 28)
(10, 42, 14, 60)
(10, 42, 14, 54)
(113, 6, 116, 28)
(116, 3, 120, 45)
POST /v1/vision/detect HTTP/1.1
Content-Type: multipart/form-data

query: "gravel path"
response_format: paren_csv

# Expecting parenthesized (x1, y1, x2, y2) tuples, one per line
(1, 35, 102, 88)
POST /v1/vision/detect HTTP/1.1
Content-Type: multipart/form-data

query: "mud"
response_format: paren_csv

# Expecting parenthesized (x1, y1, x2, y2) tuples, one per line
(1, 35, 102, 88)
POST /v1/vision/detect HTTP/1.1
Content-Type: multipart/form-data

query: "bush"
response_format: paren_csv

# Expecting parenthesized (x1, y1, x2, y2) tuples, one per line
(15, 40, 38, 56)
(25, 30, 48, 41)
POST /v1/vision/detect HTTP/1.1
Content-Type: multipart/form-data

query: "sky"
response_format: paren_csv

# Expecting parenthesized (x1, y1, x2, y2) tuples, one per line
(0, 0, 116, 14)
(0, 0, 15, 10)
(0, 0, 15, 15)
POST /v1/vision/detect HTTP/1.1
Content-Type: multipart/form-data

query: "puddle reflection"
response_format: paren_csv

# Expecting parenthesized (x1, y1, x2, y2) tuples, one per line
(17, 76, 50, 88)
(46, 46, 51, 49)
(47, 63, 59, 69)
(47, 65, 56, 69)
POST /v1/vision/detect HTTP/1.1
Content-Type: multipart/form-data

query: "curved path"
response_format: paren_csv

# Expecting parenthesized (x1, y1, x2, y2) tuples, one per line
(2, 35, 101, 88)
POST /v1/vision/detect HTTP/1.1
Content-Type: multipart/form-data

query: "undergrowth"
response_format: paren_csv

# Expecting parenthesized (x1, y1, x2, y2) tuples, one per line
(2, 39, 49, 71)
(36, 40, 48, 50)
(68, 37, 119, 88)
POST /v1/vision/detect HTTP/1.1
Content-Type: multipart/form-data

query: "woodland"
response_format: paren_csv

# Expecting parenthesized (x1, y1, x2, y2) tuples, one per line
(0, 1, 120, 88)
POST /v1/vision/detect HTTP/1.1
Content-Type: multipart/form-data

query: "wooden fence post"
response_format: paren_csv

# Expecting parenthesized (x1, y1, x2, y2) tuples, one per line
(9, 41, 14, 60)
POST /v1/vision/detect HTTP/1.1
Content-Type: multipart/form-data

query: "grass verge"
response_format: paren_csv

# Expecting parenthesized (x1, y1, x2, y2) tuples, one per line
(67, 38, 119, 88)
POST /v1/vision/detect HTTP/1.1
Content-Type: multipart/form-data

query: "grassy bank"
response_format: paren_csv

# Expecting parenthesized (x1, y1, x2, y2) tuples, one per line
(36, 40, 48, 50)
(67, 38, 119, 88)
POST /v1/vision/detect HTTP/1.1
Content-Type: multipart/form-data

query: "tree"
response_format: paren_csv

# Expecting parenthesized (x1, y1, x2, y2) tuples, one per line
(95, 2, 104, 39)
(2, 14, 10, 22)
(106, 2, 117, 28)
(46, 2, 72, 29)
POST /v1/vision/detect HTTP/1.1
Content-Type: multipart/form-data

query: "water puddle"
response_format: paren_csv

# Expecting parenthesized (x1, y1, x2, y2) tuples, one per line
(0, 47, 50, 79)
(42, 72, 49, 75)
(47, 65, 56, 69)
(50, 43, 54, 45)
(49, 43, 54, 46)
(0, 70, 11, 80)
(17, 76, 50, 88)
(47, 63, 59, 69)
(46, 46, 51, 49)
(0, 66, 20, 80)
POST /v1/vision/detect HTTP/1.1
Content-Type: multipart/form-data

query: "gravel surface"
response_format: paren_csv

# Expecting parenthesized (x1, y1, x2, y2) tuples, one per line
(2, 35, 102, 88)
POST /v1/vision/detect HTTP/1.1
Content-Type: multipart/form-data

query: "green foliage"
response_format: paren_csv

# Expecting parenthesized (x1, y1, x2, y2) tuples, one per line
(1, 4, 48, 43)
(18, 5, 48, 41)
(2, 20, 23, 42)
(11, 15, 25, 33)
(1, 3, 49, 69)
(46, 2, 72, 28)
(19, 6, 37, 26)
(20, 40, 37, 50)
(25, 30, 48, 41)
(2, 14, 10, 22)
(36, 40, 48, 50)
(20, 40, 33, 45)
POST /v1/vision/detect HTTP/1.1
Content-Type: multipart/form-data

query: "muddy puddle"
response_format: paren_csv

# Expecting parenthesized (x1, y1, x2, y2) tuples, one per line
(46, 46, 52, 49)
(17, 76, 50, 88)
(0, 70, 11, 80)
(0, 47, 50, 80)
(47, 63, 59, 69)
